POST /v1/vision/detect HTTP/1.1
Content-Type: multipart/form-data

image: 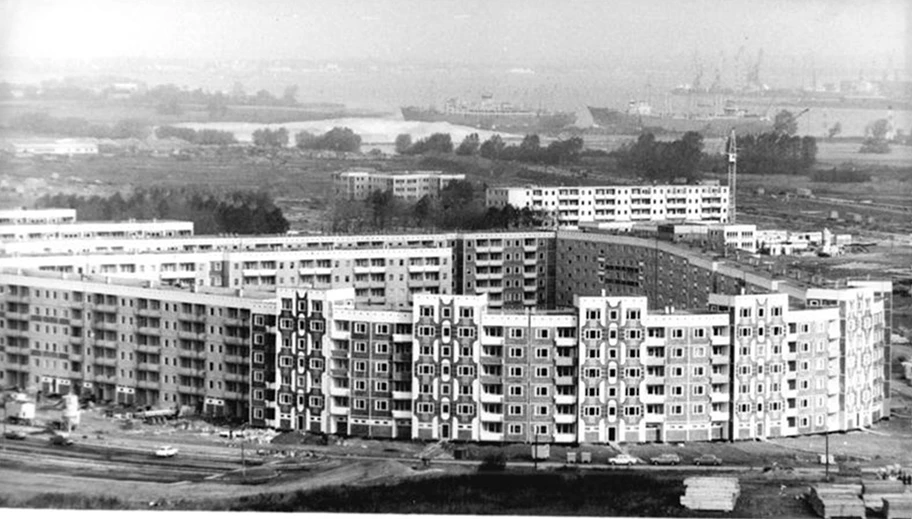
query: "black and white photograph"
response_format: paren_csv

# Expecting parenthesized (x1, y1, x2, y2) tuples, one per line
(0, 0, 910, 516)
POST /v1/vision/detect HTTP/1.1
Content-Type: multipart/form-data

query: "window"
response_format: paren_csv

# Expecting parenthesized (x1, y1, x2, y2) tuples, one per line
(508, 366, 524, 377)
(508, 424, 523, 435)
(692, 404, 705, 414)
(508, 404, 523, 415)
(626, 329, 642, 340)
(692, 366, 705, 377)
(374, 400, 388, 411)
(375, 323, 389, 335)
(534, 386, 550, 397)
(459, 307, 474, 319)
(535, 347, 549, 359)
(535, 328, 550, 339)
(354, 341, 367, 353)
(509, 347, 523, 358)
(509, 328, 524, 339)
(535, 366, 550, 378)
(585, 309, 601, 320)
(374, 342, 389, 354)
(375, 381, 389, 392)
(692, 385, 705, 396)
(509, 385, 524, 397)
(457, 403, 475, 415)
(584, 329, 603, 340)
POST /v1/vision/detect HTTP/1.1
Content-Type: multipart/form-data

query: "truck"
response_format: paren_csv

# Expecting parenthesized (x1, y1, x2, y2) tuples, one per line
(4, 394, 36, 425)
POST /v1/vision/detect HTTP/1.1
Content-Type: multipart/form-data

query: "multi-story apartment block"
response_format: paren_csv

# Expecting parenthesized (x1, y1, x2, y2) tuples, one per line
(334, 170, 465, 201)
(0, 223, 891, 445)
(486, 183, 729, 228)
(0, 208, 77, 225)
(0, 220, 194, 242)
(1, 269, 272, 418)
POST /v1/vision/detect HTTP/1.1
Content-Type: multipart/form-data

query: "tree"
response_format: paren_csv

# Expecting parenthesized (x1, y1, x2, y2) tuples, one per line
(826, 122, 842, 139)
(252, 127, 289, 148)
(395, 134, 412, 155)
(479, 134, 506, 159)
(773, 110, 798, 136)
(282, 85, 299, 105)
(859, 118, 891, 154)
(405, 133, 453, 155)
(295, 127, 361, 152)
(456, 133, 481, 156)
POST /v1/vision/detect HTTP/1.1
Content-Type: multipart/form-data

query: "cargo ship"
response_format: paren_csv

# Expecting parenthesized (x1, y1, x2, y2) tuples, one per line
(587, 100, 772, 136)
(401, 95, 576, 133)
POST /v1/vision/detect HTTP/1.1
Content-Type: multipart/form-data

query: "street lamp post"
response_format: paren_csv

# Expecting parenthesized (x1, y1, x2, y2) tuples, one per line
(825, 426, 830, 481)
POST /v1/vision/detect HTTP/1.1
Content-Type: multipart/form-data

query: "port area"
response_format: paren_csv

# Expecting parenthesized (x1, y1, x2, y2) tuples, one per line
(1, 389, 911, 515)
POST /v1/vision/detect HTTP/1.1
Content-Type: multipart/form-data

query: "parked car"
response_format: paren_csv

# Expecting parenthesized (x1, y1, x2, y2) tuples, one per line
(650, 453, 681, 465)
(155, 445, 179, 458)
(4, 430, 27, 440)
(608, 453, 639, 466)
(49, 433, 74, 446)
(693, 454, 722, 466)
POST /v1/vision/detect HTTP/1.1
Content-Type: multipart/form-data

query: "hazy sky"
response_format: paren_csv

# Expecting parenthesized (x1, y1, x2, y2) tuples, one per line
(1, 0, 908, 68)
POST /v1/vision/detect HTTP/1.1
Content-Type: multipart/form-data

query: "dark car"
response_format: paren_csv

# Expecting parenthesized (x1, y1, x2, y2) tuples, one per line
(693, 454, 722, 466)
(49, 433, 74, 446)
(650, 453, 681, 465)
(4, 430, 27, 440)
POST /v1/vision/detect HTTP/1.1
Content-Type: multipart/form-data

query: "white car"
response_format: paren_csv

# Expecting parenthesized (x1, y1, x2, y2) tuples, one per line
(608, 453, 639, 466)
(155, 445, 179, 458)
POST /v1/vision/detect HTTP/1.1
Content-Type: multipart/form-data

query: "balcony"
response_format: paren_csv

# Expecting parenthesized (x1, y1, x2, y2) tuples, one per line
(392, 410, 412, 420)
(330, 368, 348, 377)
(553, 432, 576, 444)
(554, 393, 576, 405)
(480, 393, 504, 404)
(392, 390, 412, 400)
(480, 410, 504, 422)
(710, 392, 730, 402)
(137, 344, 161, 354)
(178, 386, 206, 396)
(225, 372, 247, 382)
(137, 380, 160, 390)
(554, 376, 575, 386)
(93, 357, 117, 367)
(552, 357, 574, 370)
(554, 413, 577, 424)
(138, 362, 160, 371)
(329, 386, 350, 397)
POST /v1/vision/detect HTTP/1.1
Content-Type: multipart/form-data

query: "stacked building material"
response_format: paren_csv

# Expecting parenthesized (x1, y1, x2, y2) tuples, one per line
(862, 480, 909, 514)
(808, 484, 865, 519)
(883, 495, 912, 519)
(680, 477, 740, 512)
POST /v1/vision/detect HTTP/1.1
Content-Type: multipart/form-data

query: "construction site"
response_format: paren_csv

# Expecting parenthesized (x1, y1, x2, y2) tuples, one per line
(1, 376, 911, 516)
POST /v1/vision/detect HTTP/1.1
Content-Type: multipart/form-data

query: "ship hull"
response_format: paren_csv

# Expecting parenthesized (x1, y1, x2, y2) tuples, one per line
(401, 107, 576, 134)
(588, 106, 772, 136)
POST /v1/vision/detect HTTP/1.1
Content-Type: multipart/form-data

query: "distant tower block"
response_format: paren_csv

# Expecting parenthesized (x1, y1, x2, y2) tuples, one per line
(727, 129, 737, 223)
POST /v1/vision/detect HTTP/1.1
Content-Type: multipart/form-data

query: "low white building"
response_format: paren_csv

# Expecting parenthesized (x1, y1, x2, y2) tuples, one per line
(4, 139, 99, 157)
(0, 208, 77, 225)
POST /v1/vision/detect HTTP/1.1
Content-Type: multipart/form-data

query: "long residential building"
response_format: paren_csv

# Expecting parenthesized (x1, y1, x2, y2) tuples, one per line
(334, 170, 465, 201)
(0, 227, 891, 444)
(0, 220, 194, 243)
(486, 183, 729, 228)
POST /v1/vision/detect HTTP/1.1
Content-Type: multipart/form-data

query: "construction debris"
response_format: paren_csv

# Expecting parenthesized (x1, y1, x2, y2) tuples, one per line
(680, 476, 740, 512)
(808, 484, 865, 519)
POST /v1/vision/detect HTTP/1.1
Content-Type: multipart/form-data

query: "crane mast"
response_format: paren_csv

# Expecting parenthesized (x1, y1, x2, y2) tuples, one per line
(727, 129, 737, 224)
